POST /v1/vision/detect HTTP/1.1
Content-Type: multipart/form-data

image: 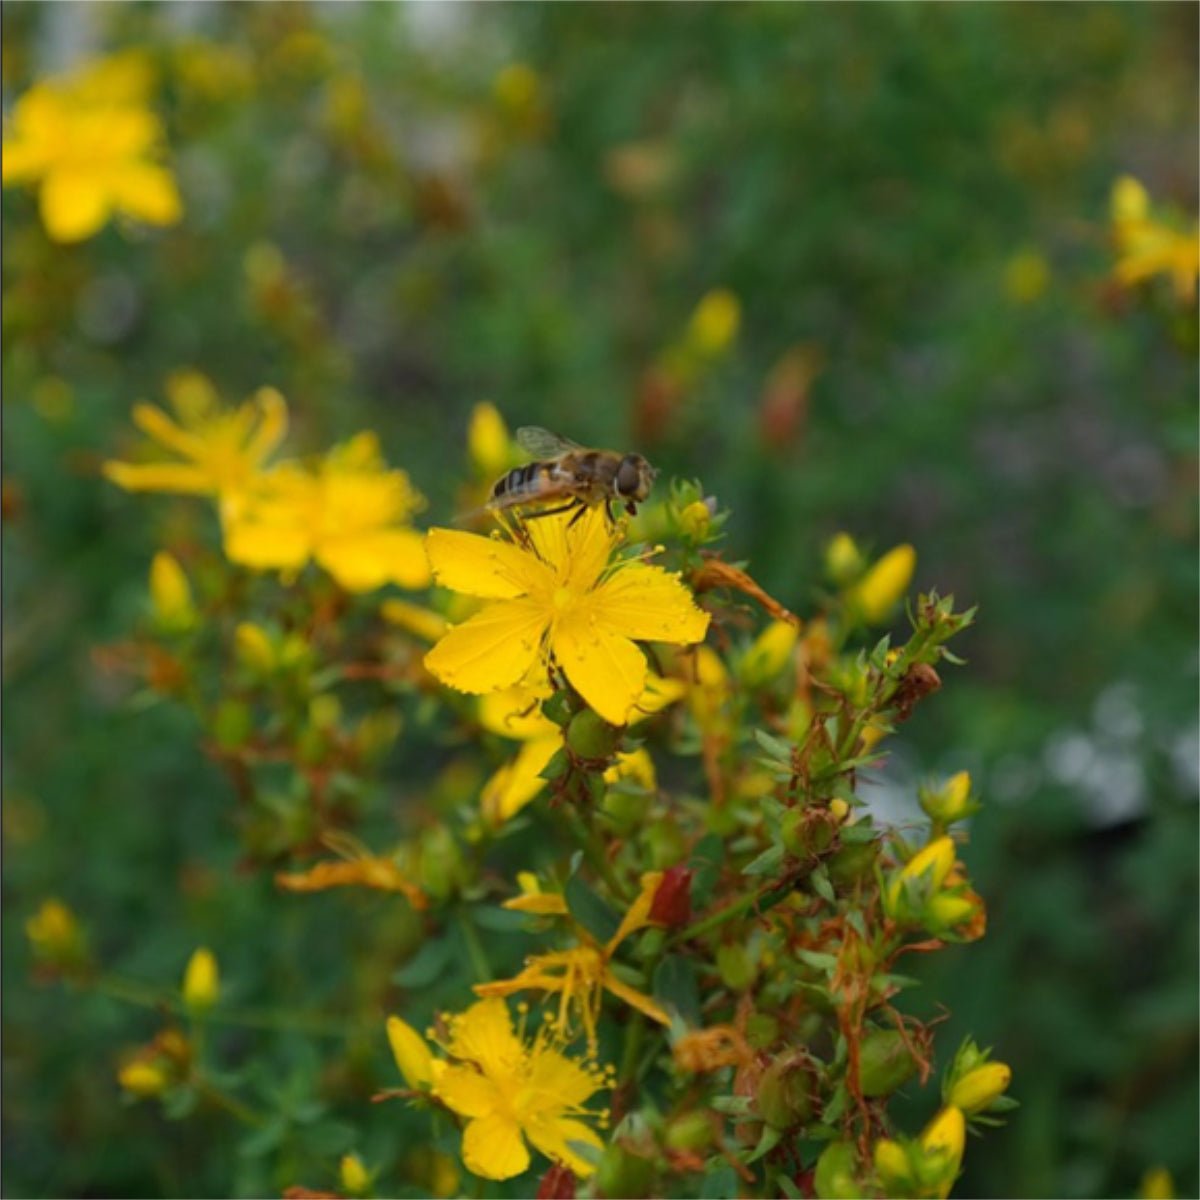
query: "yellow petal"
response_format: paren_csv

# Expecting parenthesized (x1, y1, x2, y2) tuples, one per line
(603, 971, 671, 1026)
(591, 564, 710, 644)
(318, 529, 431, 593)
(39, 169, 112, 242)
(478, 685, 556, 741)
(131, 402, 205, 461)
(631, 673, 686, 721)
(434, 1062, 500, 1118)
(481, 735, 559, 825)
(607, 871, 663, 951)
(242, 387, 289, 464)
(387, 1015, 436, 1089)
(102, 461, 212, 495)
(425, 600, 547, 695)
(1, 134, 48, 184)
(446, 998, 524, 1077)
(460, 1112, 530, 1181)
(382, 600, 449, 643)
(427, 528, 548, 599)
(552, 617, 647, 725)
(223, 512, 312, 572)
(525, 1115, 604, 1178)
(111, 162, 182, 226)
(525, 1043, 605, 1108)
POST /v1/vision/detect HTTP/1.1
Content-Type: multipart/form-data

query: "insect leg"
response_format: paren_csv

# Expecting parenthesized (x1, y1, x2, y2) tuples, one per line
(522, 500, 584, 522)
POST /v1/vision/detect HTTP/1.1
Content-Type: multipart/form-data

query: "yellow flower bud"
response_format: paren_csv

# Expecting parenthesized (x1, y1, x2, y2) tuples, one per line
(493, 63, 540, 115)
(891, 836, 955, 904)
(1111, 174, 1149, 226)
(387, 1015, 436, 1089)
(739, 620, 800, 687)
(829, 797, 850, 825)
(339, 1153, 370, 1197)
(429, 1152, 461, 1199)
(920, 1105, 965, 1198)
(1004, 250, 1050, 304)
(165, 369, 219, 422)
(26, 898, 84, 964)
(467, 402, 511, 478)
(678, 499, 712, 541)
(1139, 1167, 1176, 1200)
(948, 1061, 1011, 1114)
(926, 890, 983, 931)
(119, 1059, 169, 1098)
(687, 288, 741, 357)
(182, 947, 219, 1011)
(851, 544, 916, 624)
(825, 532, 864, 585)
(234, 622, 275, 672)
(921, 770, 974, 824)
(149, 552, 196, 632)
(873, 1138, 912, 1189)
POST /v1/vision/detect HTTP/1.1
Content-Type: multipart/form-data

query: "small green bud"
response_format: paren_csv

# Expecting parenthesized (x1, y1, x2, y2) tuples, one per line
(858, 1029, 919, 1097)
(566, 709, 620, 761)
(212, 699, 252, 750)
(814, 1140, 863, 1199)
(756, 1057, 814, 1129)
(645, 820, 686, 869)
(541, 691, 574, 726)
(716, 942, 757, 990)
(664, 1111, 713, 1153)
(595, 1145, 656, 1199)
(601, 787, 651, 834)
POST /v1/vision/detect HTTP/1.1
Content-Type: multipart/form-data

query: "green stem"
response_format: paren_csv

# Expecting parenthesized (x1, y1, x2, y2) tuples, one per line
(197, 1078, 267, 1127)
(556, 805, 631, 904)
(670, 889, 761, 946)
(619, 1013, 646, 1084)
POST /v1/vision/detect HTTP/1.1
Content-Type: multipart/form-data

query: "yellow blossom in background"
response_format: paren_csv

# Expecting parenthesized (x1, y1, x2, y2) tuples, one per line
(388, 998, 612, 1181)
(605, 747, 656, 792)
(26, 898, 85, 966)
(339, 1154, 371, 1197)
(149, 552, 196, 632)
(224, 432, 430, 592)
(118, 1059, 169, 1098)
(181, 947, 219, 1011)
(850, 543, 916, 624)
(103, 375, 287, 512)
(2, 52, 182, 242)
(687, 288, 741, 357)
(738, 619, 800, 687)
(824, 531, 864, 585)
(468, 401, 518, 480)
(424, 506, 708, 724)
(1004, 248, 1050, 304)
(477, 871, 670, 1049)
(503, 872, 570, 916)
(1110, 174, 1199, 303)
(1140, 1167, 1176, 1200)
(382, 599, 451, 643)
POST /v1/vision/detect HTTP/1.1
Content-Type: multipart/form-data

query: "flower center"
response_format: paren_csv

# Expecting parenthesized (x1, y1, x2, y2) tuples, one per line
(552, 586, 574, 611)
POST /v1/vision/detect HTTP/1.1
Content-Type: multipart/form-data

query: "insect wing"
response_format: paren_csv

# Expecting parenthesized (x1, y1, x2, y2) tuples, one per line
(515, 426, 583, 458)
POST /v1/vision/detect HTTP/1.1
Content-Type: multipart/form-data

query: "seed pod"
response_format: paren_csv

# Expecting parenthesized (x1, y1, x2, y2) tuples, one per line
(566, 709, 620, 761)
(756, 1056, 815, 1129)
(858, 1029, 919, 1097)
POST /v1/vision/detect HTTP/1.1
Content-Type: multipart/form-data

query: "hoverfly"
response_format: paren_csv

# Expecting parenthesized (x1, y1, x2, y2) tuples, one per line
(488, 427, 657, 524)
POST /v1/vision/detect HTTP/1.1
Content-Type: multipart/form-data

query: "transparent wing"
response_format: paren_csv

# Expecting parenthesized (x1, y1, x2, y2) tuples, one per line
(515, 426, 583, 458)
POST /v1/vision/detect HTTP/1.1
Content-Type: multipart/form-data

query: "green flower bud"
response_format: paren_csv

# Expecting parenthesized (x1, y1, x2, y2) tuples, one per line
(716, 942, 756, 990)
(595, 1145, 656, 1199)
(756, 1057, 815, 1129)
(212, 699, 252, 750)
(814, 1140, 863, 1199)
(566, 709, 620, 761)
(858, 1028, 919, 1097)
(664, 1111, 713, 1153)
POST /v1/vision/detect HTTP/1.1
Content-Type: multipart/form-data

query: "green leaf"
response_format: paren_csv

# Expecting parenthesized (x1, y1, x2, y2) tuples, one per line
(743, 843, 785, 877)
(653, 954, 701, 1026)
(796, 949, 838, 973)
(754, 729, 794, 763)
(392, 937, 454, 988)
(810, 865, 836, 904)
(564, 874, 621, 943)
(748, 1123, 784, 1163)
(700, 1165, 738, 1199)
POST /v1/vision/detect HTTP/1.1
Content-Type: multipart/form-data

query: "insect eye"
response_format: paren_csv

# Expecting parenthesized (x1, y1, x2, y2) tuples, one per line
(616, 457, 642, 496)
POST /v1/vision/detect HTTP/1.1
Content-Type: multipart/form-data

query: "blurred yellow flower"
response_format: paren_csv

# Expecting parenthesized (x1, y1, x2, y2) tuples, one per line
(1140, 1167, 1176, 1200)
(181, 947, 219, 1011)
(26, 898, 84, 965)
(2, 52, 181, 242)
(339, 1154, 370, 1197)
(920, 1105, 965, 1199)
(948, 1061, 1011, 1113)
(1004, 249, 1050, 304)
(224, 432, 430, 592)
(687, 289, 741, 357)
(104, 375, 287, 509)
(738, 619, 800, 687)
(468, 401, 517, 480)
(1111, 174, 1199, 303)
(430, 998, 610, 1180)
(850, 543, 916, 624)
(387, 1014, 441, 1090)
(149, 552, 196, 632)
(424, 507, 708, 724)
(382, 599, 450, 643)
(476, 872, 670, 1049)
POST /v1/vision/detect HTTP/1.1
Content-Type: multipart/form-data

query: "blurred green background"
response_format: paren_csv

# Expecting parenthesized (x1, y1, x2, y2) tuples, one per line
(3, 3, 1196, 1198)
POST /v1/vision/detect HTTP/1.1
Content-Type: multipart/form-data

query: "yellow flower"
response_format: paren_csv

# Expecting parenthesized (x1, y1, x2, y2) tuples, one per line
(424, 507, 708, 725)
(1140, 1167, 1176, 1200)
(885, 836, 956, 918)
(429, 998, 611, 1181)
(1111, 175, 1199, 303)
(738, 619, 800, 687)
(382, 600, 450, 643)
(149, 551, 196, 632)
(224, 432, 430, 592)
(503, 872, 570, 917)
(182, 947, 219, 1011)
(476, 873, 670, 1049)
(103, 376, 287, 507)
(850, 544, 916, 624)
(2, 52, 181, 242)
